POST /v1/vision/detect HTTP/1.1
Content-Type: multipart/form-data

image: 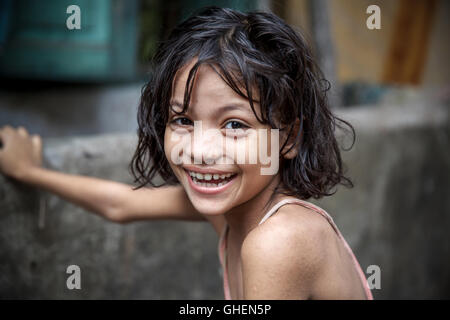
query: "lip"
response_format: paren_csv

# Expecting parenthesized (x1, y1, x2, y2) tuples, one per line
(184, 169, 237, 195)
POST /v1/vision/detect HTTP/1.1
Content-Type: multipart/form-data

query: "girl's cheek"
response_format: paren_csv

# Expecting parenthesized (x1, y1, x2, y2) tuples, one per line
(224, 132, 259, 165)
(165, 128, 194, 166)
(256, 128, 280, 176)
(164, 128, 180, 166)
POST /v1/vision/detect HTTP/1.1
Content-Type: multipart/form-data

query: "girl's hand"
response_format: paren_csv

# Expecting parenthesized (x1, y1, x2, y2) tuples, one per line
(0, 125, 43, 180)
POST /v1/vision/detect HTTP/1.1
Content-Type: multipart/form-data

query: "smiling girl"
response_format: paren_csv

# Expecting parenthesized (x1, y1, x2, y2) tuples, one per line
(0, 7, 372, 300)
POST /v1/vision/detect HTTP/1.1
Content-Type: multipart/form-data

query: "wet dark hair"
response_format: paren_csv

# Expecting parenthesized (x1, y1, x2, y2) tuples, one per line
(130, 6, 355, 200)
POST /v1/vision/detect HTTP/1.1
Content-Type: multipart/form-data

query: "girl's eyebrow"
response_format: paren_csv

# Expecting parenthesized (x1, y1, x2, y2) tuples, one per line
(170, 100, 254, 115)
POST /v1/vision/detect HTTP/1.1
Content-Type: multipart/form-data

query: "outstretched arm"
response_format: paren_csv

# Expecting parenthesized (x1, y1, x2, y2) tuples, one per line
(0, 125, 205, 224)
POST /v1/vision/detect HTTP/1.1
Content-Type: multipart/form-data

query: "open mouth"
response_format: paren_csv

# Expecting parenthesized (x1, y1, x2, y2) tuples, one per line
(185, 169, 237, 188)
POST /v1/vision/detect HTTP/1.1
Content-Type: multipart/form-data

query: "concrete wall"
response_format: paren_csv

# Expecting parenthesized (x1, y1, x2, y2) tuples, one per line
(317, 90, 450, 299)
(0, 82, 141, 138)
(0, 89, 449, 299)
(0, 133, 222, 299)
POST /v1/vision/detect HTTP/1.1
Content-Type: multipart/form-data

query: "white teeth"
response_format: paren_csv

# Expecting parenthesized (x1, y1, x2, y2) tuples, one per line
(196, 173, 204, 179)
(188, 171, 234, 178)
(191, 176, 228, 188)
(193, 180, 219, 188)
(187, 170, 235, 187)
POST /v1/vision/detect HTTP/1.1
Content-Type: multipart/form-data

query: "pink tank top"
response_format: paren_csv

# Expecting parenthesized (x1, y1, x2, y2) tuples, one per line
(217, 197, 374, 300)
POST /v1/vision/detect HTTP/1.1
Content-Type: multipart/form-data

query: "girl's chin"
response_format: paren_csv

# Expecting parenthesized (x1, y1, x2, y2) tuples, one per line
(189, 197, 230, 216)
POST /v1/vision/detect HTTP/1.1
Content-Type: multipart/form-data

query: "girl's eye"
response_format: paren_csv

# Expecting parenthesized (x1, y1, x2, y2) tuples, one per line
(224, 120, 249, 130)
(172, 117, 193, 126)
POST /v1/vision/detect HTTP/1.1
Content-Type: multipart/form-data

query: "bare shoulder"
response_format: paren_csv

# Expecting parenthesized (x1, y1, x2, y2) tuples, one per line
(240, 203, 336, 299)
(242, 203, 336, 263)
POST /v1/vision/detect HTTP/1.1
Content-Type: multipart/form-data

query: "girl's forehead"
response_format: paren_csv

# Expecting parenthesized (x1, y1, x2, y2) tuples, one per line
(171, 62, 258, 111)
(172, 62, 231, 97)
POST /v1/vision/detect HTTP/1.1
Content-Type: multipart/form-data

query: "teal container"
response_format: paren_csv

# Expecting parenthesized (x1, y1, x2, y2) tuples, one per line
(0, 0, 138, 82)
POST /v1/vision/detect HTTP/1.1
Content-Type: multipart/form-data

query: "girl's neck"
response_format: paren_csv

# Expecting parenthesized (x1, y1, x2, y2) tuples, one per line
(223, 175, 287, 244)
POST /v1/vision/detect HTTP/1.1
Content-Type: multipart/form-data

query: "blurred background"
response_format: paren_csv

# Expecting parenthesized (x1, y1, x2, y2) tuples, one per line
(0, 0, 449, 299)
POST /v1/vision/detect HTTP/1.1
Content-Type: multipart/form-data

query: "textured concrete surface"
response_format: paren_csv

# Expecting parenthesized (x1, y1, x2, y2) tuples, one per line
(316, 95, 450, 299)
(0, 134, 222, 299)
(0, 82, 142, 138)
(0, 90, 449, 299)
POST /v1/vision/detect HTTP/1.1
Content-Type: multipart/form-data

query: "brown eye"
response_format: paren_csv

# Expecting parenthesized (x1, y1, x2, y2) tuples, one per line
(224, 120, 248, 130)
(172, 117, 193, 126)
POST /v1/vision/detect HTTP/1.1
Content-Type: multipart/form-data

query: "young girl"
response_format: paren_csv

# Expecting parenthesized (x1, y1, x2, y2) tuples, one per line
(0, 7, 372, 300)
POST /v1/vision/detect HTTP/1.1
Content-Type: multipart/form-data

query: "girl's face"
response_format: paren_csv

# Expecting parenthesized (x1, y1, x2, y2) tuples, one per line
(164, 59, 280, 215)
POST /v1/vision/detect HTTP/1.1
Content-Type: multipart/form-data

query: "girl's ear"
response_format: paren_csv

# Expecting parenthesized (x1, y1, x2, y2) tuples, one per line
(282, 118, 301, 160)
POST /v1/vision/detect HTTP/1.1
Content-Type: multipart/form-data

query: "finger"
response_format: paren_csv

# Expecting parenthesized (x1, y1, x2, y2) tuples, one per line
(32, 135, 43, 163)
(32, 135, 42, 149)
(17, 126, 28, 137)
(0, 129, 7, 148)
(0, 125, 14, 147)
(0, 125, 14, 133)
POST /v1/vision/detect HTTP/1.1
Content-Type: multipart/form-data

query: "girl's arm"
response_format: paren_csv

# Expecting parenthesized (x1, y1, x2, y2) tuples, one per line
(20, 167, 203, 223)
(0, 126, 206, 224)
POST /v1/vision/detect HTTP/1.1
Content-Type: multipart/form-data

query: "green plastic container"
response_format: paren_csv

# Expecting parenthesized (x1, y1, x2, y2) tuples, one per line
(0, 0, 138, 82)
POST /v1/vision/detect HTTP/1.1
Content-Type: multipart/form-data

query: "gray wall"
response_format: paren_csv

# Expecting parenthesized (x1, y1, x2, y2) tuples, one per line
(319, 96, 450, 299)
(0, 83, 141, 138)
(0, 133, 222, 299)
(0, 86, 449, 299)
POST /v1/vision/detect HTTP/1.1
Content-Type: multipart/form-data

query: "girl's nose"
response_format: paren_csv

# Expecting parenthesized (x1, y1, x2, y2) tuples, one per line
(190, 127, 224, 165)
